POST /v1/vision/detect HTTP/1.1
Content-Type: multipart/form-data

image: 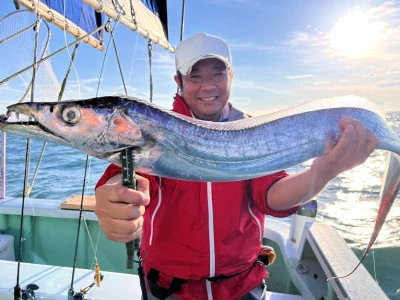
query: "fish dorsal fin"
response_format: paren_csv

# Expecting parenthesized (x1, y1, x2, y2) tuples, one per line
(144, 95, 385, 131)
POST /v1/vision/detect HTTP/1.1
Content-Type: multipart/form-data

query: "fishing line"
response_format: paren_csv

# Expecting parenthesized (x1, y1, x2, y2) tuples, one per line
(83, 218, 102, 266)
(128, 32, 139, 86)
(19, 197, 37, 263)
(326, 248, 369, 281)
(24, 141, 47, 197)
(372, 249, 378, 281)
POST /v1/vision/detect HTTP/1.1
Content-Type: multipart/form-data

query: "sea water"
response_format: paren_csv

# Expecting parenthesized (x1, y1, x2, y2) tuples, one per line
(1, 112, 399, 298)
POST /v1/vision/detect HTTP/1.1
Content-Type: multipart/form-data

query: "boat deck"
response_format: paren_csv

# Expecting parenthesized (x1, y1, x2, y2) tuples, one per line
(0, 260, 303, 299)
(0, 260, 141, 299)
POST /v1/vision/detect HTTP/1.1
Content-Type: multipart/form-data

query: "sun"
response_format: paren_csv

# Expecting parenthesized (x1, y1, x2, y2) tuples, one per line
(330, 12, 385, 57)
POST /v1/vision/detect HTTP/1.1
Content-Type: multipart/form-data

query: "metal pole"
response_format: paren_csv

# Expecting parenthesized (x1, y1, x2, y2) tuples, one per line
(1, 132, 5, 199)
(179, 0, 186, 42)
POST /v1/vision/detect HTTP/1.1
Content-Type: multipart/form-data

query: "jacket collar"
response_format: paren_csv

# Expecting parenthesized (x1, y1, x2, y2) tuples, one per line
(172, 93, 192, 117)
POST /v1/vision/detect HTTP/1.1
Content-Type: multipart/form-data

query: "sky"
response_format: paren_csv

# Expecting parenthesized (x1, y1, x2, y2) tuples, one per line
(0, 0, 400, 115)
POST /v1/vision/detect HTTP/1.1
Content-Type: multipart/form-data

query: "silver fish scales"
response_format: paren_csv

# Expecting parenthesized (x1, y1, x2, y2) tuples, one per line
(1, 94, 399, 271)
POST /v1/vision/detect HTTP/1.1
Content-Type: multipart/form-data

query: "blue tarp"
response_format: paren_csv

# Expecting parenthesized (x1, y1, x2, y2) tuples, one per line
(42, 0, 102, 40)
(41, 0, 169, 41)
(144, 0, 169, 39)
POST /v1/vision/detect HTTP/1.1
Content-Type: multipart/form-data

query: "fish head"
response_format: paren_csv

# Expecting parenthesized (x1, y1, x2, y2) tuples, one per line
(1, 99, 146, 156)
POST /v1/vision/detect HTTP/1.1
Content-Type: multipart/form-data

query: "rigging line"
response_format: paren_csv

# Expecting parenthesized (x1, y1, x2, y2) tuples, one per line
(20, 17, 51, 197)
(105, 0, 133, 94)
(25, 2, 42, 192)
(24, 142, 46, 198)
(0, 22, 108, 86)
(95, 20, 114, 96)
(176, 0, 185, 95)
(58, 43, 80, 101)
(110, 28, 128, 94)
(16, 14, 51, 105)
(63, 0, 81, 99)
(148, 40, 153, 103)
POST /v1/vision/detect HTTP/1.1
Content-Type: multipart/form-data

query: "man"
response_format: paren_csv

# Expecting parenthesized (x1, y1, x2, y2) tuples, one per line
(95, 32, 378, 299)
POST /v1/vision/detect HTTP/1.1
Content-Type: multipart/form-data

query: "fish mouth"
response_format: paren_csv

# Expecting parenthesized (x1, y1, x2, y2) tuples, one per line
(0, 106, 68, 143)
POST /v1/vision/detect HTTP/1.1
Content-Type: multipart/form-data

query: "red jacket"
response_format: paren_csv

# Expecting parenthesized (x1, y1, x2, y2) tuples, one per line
(96, 94, 298, 299)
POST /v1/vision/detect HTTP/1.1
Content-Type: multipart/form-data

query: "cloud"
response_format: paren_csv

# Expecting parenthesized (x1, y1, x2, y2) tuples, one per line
(305, 81, 331, 86)
(377, 81, 400, 88)
(230, 96, 252, 106)
(208, 0, 264, 6)
(152, 51, 176, 77)
(275, 1, 400, 112)
(229, 41, 274, 52)
(285, 2, 400, 64)
(286, 74, 314, 80)
(233, 79, 285, 94)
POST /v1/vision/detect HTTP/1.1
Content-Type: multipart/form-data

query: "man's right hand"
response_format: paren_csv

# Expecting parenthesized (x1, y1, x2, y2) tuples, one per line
(94, 174, 150, 243)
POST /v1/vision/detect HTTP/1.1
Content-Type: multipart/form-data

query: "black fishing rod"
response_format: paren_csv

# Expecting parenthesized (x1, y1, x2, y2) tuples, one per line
(14, 10, 42, 299)
(13, 140, 38, 300)
(67, 156, 90, 300)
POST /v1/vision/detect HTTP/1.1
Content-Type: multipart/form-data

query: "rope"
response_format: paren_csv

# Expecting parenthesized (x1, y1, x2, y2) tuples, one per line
(57, 43, 80, 101)
(95, 19, 114, 96)
(110, 28, 128, 94)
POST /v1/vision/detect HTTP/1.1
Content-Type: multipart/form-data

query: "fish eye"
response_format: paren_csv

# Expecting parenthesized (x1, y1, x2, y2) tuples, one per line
(61, 106, 81, 124)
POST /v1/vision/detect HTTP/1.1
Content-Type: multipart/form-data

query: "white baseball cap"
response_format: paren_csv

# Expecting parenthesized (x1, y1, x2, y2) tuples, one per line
(175, 32, 233, 75)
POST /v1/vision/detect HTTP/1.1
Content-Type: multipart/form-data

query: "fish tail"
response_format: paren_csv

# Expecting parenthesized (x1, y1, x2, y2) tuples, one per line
(328, 152, 400, 281)
(364, 152, 400, 251)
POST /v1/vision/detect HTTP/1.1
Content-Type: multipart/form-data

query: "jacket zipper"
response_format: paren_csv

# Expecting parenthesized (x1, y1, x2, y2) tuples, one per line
(207, 181, 215, 300)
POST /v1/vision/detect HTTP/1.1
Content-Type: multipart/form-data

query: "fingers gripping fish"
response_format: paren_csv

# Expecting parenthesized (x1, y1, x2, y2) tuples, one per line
(1, 95, 399, 276)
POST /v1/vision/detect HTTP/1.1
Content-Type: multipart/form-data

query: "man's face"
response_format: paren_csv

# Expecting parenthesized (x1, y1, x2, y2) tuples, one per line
(176, 58, 233, 121)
